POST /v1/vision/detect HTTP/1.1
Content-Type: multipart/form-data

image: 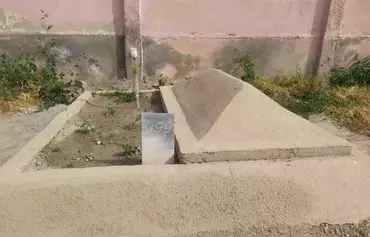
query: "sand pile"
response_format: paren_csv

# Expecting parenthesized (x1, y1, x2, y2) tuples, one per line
(161, 69, 351, 163)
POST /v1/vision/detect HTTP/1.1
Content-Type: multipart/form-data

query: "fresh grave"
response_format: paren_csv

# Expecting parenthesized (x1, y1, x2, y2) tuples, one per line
(161, 69, 352, 163)
(29, 91, 172, 170)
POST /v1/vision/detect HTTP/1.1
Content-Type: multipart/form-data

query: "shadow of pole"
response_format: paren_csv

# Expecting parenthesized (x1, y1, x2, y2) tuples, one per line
(305, 0, 332, 77)
(112, 0, 127, 79)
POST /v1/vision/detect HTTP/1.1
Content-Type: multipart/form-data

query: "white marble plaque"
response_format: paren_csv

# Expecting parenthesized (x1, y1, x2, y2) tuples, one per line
(141, 113, 175, 165)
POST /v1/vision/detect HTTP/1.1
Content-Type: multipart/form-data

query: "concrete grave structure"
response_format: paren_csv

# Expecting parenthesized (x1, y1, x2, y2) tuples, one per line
(161, 69, 352, 163)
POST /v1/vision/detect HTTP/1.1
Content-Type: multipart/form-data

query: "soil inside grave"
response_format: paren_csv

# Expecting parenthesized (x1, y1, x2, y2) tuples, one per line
(35, 92, 163, 169)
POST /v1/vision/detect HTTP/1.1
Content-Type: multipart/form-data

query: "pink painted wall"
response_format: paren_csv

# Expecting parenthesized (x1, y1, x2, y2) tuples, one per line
(142, 0, 325, 37)
(341, 0, 370, 35)
(1, 0, 370, 79)
(0, 0, 120, 33)
(141, 0, 333, 78)
(2, 0, 331, 37)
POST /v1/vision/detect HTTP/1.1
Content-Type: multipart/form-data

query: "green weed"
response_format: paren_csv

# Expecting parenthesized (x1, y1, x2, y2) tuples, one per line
(80, 120, 94, 134)
(232, 52, 257, 82)
(132, 65, 140, 75)
(118, 144, 140, 157)
(0, 10, 82, 112)
(114, 91, 136, 103)
(329, 57, 370, 86)
(103, 106, 116, 116)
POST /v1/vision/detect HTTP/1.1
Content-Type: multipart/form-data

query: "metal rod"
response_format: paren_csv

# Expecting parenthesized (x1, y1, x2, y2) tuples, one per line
(135, 61, 140, 110)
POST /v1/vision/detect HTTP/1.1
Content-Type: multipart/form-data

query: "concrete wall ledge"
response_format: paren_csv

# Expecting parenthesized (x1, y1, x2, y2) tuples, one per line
(0, 150, 370, 236)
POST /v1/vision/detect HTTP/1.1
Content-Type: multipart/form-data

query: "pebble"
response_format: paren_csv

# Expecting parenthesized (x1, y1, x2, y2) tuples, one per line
(324, 224, 329, 233)
(51, 147, 61, 152)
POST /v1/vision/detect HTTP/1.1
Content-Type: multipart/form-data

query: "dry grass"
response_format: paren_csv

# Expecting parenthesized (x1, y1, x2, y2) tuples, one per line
(328, 86, 370, 136)
(0, 93, 41, 113)
(252, 76, 337, 118)
(252, 78, 370, 136)
(232, 52, 370, 136)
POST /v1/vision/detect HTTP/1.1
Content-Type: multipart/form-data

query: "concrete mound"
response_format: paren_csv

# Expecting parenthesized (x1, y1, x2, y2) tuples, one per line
(161, 69, 352, 163)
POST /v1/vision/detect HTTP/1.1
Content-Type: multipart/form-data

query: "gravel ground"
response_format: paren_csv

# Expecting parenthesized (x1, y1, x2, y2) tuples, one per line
(187, 219, 370, 237)
(0, 105, 67, 166)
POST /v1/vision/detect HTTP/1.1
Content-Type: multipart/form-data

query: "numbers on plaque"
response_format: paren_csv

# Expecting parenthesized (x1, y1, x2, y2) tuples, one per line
(154, 121, 164, 131)
(143, 121, 155, 132)
(163, 121, 173, 134)
(143, 119, 173, 134)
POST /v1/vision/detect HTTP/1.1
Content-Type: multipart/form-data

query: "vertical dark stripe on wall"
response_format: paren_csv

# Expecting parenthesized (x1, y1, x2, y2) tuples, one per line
(112, 0, 126, 79)
(305, 0, 333, 77)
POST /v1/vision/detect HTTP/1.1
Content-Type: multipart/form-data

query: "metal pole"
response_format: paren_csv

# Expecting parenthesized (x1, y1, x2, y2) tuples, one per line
(130, 47, 140, 110)
(135, 60, 140, 110)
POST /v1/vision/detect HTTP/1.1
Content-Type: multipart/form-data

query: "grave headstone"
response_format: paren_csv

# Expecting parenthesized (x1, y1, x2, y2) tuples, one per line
(141, 112, 175, 165)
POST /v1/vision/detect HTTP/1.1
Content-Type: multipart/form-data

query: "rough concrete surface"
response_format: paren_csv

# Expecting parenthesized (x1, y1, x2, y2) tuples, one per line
(0, 147, 370, 237)
(0, 105, 67, 166)
(162, 69, 351, 163)
(0, 92, 91, 173)
(310, 114, 370, 157)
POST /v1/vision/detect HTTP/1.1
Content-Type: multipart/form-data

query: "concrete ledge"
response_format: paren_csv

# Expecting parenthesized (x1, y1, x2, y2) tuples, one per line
(95, 89, 159, 95)
(0, 151, 370, 236)
(0, 91, 92, 174)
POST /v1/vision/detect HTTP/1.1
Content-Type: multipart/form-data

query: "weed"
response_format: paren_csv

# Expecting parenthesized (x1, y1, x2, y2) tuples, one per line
(255, 75, 339, 117)
(233, 52, 337, 117)
(115, 91, 136, 103)
(118, 144, 140, 157)
(0, 10, 83, 113)
(132, 65, 140, 75)
(329, 57, 370, 86)
(38, 80, 83, 111)
(80, 120, 94, 133)
(74, 151, 94, 161)
(326, 86, 370, 136)
(84, 153, 94, 161)
(232, 51, 257, 82)
(101, 88, 137, 103)
(103, 106, 116, 116)
(233, 52, 370, 135)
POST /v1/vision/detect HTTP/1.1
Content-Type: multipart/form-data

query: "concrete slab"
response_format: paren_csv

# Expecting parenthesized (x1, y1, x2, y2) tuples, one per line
(160, 69, 352, 163)
(0, 149, 370, 237)
(0, 105, 67, 166)
(0, 91, 92, 174)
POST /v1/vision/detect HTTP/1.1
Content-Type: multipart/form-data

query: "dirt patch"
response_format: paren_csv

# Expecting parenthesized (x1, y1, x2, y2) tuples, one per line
(30, 92, 163, 170)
